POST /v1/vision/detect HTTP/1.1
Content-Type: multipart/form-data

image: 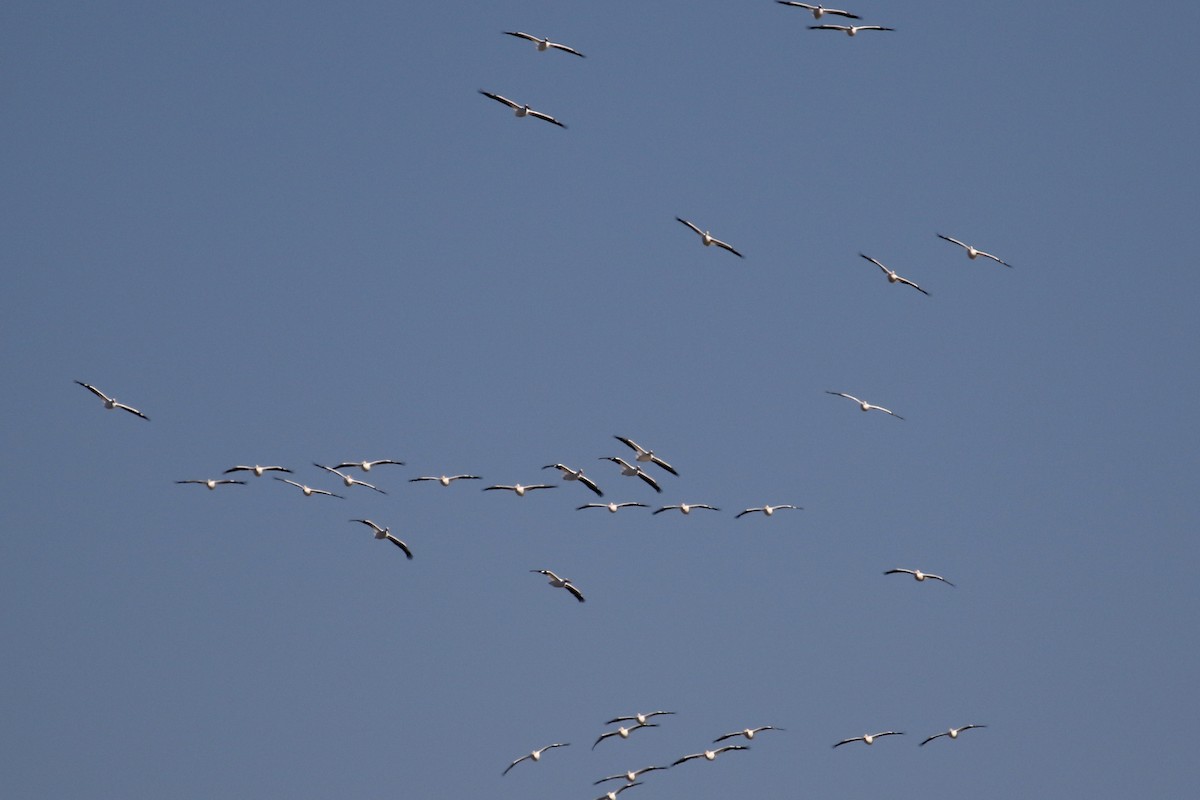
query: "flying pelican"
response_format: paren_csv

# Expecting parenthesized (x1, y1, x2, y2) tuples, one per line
(884, 568, 955, 587)
(594, 784, 642, 800)
(483, 483, 556, 497)
(274, 477, 344, 499)
(825, 391, 904, 419)
(652, 503, 720, 515)
(594, 766, 669, 785)
(614, 436, 679, 476)
(351, 519, 413, 559)
(832, 731, 904, 748)
(776, 2, 860, 19)
(504, 31, 585, 57)
(409, 474, 481, 486)
(578, 502, 649, 513)
(859, 253, 929, 295)
(810, 24, 894, 35)
(479, 90, 567, 128)
(735, 504, 802, 519)
(332, 459, 405, 472)
(223, 465, 292, 477)
(920, 724, 986, 746)
(74, 380, 149, 420)
(593, 723, 659, 750)
(714, 725, 785, 743)
(600, 457, 663, 493)
(531, 569, 586, 602)
(671, 745, 749, 766)
(314, 463, 387, 494)
(175, 479, 246, 490)
(675, 217, 744, 258)
(543, 463, 604, 497)
(606, 711, 676, 726)
(502, 742, 570, 776)
(937, 234, 1011, 267)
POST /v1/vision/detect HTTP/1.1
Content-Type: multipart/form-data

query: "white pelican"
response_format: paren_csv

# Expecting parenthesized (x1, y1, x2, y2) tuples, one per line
(578, 501, 648, 513)
(314, 463, 387, 494)
(479, 90, 566, 128)
(652, 503, 719, 515)
(832, 731, 904, 748)
(531, 569, 586, 602)
(594, 784, 642, 800)
(713, 725, 785, 743)
(409, 474, 481, 486)
(332, 459, 404, 472)
(859, 253, 929, 295)
(594, 766, 669, 785)
(274, 477, 344, 499)
(776, 2, 859, 19)
(483, 483, 556, 497)
(937, 234, 1011, 267)
(504, 31, 586, 57)
(593, 722, 658, 750)
(606, 711, 676, 725)
(810, 24, 894, 35)
(614, 436, 679, 476)
(600, 457, 663, 493)
(74, 380, 149, 420)
(920, 724, 986, 746)
(671, 745, 748, 766)
(502, 742, 570, 776)
(543, 463, 604, 497)
(735, 504, 802, 519)
(825, 391, 904, 419)
(883, 568, 955, 587)
(351, 519, 413, 559)
(223, 465, 291, 477)
(175, 479, 246, 490)
(676, 217, 744, 258)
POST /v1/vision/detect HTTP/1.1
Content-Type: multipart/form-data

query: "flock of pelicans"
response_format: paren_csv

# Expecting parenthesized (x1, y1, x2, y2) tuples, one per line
(72, 5, 1005, 794)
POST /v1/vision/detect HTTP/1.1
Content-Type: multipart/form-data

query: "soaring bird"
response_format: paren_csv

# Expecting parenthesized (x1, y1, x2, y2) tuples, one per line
(332, 459, 404, 472)
(504, 31, 585, 57)
(175, 479, 246, 490)
(833, 731, 904, 748)
(223, 465, 291, 477)
(274, 477, 344, 499)
(713, 725, 785, 743)
(937, 234, 1011, 267)
(920, 724, 986, 746)
(606, 711, 676, 726)
(593, 723, 658, 750)
(578, 502, 649, 513)
(593, 766, 669, 786)
(614, 436, 679, 476)
(502, 742, 570, 776)
(825, 391, 904, 419)
(776, 2, 859, 19)
(543, 463, 604, 497)
(600, 457, 663, 493)
(594, 784, 642, 800)
(351, 519, 413, 559)
(884, 568, 955, 587)
(735, 504, 802, 519)
(676, 217, 744, 258)
(652, 503, 720, 515)
(74, 381, 149, 420)
(483, 483, 556, 497)
(809, 24, 894, 35)
(314, 463, 387, 494)
(531, 569, 586, 602)
(409, 474, 481, 486)
(859, 253, 929, 295)
(479, 90, 567, 128)
(672, 745, 749, 766)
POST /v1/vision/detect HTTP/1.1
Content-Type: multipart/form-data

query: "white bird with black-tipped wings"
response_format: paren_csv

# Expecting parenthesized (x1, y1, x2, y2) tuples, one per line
(74, 381, 149, 420)
(479, 90, 567, 128)
(504, 31, 585, 57)
(351, 519, 413, 559)
(676, 218, 744, 258)
(937, 234, 1012, 267)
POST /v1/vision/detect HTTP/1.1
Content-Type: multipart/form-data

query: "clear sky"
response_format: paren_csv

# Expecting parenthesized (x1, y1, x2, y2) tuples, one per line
(3, 1, 1199, 797)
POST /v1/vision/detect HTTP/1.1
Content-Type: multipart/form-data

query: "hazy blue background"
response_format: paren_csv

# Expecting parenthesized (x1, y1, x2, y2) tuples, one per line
(4, 1, 1198, 797)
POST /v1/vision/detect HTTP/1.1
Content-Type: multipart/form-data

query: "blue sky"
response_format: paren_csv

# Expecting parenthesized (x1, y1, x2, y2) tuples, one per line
(3, 1, 1199, 797)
